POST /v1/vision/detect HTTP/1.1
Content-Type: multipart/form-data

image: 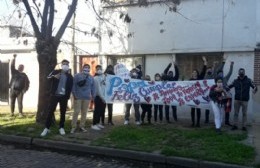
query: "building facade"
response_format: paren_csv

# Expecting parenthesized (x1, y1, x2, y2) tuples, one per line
(99, 0, 260, 122)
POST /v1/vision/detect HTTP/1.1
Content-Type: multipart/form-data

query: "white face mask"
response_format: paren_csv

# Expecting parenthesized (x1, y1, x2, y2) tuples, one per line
(132, 72, 137, 77)
(83, 68, 90, 75)
(61, 64, 69, 72)
(97, 69, 102, 74)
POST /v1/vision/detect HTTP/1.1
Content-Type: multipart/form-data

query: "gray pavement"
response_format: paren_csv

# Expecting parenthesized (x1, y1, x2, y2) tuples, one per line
(0, 143, 139, 168)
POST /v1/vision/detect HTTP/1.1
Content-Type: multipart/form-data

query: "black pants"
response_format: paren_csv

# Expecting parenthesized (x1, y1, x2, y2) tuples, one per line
(10, 89, 24, 114)
(205, 109, 210, 123)
(45, 95, 68, 129)
(93, 96, 106, 125)
(141, 104, 152, 123)
(154, 104, 163, 122)
(225, 112, 230, 124)
(165, 105, 177, 121)
(107, 103, 113, 123)
(191, 107, 201, 127)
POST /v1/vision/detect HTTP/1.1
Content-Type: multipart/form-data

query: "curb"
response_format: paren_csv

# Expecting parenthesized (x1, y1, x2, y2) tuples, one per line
(0, 134, 253, 168)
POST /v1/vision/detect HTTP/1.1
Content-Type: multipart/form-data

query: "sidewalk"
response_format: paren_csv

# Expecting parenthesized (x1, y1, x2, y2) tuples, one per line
(0, 113, 254, 168)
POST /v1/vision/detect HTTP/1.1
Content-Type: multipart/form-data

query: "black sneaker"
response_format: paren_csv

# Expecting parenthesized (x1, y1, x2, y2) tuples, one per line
(216, 128, 221, 134)
(108, 122, 114, 126)
(242, 127, 247, 131)
(225, 123, 232, 127)
(231, 126, 238, 130)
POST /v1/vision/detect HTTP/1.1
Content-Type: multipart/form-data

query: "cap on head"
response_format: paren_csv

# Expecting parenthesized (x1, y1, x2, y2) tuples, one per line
(61, 59, 69, 65)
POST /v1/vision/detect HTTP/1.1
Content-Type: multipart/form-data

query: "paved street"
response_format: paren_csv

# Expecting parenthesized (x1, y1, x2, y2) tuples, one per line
(0, 143, 142, 168)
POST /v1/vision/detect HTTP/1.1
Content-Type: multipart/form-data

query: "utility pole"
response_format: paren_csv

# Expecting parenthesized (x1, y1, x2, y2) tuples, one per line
(71, 12, 76, 75)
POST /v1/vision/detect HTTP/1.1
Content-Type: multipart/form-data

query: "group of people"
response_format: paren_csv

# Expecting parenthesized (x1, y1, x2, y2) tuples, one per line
(40, 60, 114, 136)
(121, 56, 258, 134)
(9, 53, 258, 136)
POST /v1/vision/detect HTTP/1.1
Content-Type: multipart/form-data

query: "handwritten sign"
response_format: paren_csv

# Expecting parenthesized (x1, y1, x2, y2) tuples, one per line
(105, 75, 214, 107)
(114, 63, 130, 79)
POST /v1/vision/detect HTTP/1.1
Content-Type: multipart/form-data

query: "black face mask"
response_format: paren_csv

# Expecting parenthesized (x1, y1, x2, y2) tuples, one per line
(239, 73, 245, 78)
(207, 71, 212, 75)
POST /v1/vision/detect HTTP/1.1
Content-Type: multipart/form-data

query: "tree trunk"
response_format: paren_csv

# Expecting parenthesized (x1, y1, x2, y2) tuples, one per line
(36, 37, 59, 124)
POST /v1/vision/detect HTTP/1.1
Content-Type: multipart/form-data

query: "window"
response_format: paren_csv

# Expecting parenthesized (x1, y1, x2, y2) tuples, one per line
(176, 53, 223, 80)
(107, 55, 144, 72)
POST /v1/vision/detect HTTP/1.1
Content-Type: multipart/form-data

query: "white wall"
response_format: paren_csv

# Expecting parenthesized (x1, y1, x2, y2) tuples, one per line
(101, 0, 257, 55)
(0, 52, 39, 108)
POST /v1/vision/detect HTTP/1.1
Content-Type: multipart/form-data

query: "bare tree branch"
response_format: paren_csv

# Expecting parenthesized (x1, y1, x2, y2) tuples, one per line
(47, 0, 54, 39)
(32, 0, 43, 19)
(55, 0, 78, 41)
(41, 0, 50, 38)
(22, 0, 41, 38)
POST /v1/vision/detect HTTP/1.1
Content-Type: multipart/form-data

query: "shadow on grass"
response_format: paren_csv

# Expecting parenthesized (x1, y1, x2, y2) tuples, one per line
(91, 124, 255, 166)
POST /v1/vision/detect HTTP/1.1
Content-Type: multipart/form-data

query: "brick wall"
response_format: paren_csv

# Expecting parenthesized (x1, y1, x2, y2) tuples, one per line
(255, 49, 260, 85)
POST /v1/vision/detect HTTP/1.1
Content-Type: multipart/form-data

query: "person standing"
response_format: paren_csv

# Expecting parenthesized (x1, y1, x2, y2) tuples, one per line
(40, 59, 73, 136)
(215, 61, 234, 126)
(229, 68, 257, 131)
(161, 61, 179, 123)
(9, 54, 30, 117)
(91, 65, 106, 130)
(124, 68, 142, 125)
(70, 64, 95, 133)
(190, 56, 207, 127)
(104, 65, 115, 125)
(153, 73, 163, 123)
(141, 75, 153, 124)
(209, 77, 228, 133)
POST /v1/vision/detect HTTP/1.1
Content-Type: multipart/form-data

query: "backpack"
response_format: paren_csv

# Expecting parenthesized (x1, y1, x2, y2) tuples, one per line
(13, 73, 27, 91)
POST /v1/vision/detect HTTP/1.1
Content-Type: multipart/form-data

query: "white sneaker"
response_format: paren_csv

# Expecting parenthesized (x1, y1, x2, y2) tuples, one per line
(59, 128, 66, 135)
(91, 125, 101, 131)
(136, 121, 141, 125)
(40, 128, 50, 137)
(124, 120, 129, 125)
(80, 127, 87, 132)
(97, 124, 105, 129)
(70, 128, 76, 134)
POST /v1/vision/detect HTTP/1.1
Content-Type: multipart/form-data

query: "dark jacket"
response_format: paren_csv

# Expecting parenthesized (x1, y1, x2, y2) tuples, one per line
(9, 59, 30, 92)
(162, 63, 179, 81)
(47, 69, 73, 100)
(190, 65, 207, 81)
(229, 76, 257, 101)
(209, 85, 227, 104)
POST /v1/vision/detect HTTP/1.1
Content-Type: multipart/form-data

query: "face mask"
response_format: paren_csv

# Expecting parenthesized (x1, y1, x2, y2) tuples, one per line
(239, 72, 245, 78)
(83, 68, 90, 75)
(61, 64, 69, 72)
(207, 71, 212, 75)
(132, 72, 137, 77)
(217, 83, 223, 88)
(97, 70, 102, 74)
(155, 77, 160, 81)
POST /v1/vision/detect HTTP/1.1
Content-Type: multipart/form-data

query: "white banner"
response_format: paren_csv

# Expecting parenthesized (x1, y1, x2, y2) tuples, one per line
(105, 75, 215, 107)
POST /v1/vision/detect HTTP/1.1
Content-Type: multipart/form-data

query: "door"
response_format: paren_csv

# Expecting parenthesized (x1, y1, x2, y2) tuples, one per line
(0, 62, 10, 103)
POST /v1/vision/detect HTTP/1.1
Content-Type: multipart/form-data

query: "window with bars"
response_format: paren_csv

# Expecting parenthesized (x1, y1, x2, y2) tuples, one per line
(254, 49, 260, 85)
(176, 53, 223, 81)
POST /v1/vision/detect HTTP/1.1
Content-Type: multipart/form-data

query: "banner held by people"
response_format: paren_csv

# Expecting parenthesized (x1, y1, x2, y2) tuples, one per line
(105, 75, 214, 107)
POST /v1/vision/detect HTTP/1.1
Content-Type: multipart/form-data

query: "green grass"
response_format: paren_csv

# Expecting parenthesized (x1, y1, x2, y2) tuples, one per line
(0, 106, 73, 138)
(91, 125, 255, 166)
(0, 106, 256, 166)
